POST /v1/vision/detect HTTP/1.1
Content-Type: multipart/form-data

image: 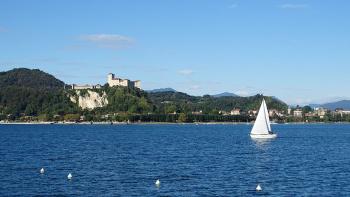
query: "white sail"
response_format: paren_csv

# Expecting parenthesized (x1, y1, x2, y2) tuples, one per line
(251, 99, 271, 135)
(263, 100, 271, 132)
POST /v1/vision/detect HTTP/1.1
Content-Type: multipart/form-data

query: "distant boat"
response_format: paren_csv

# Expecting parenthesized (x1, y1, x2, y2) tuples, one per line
(67, 173, 72, 180)
(256, 184, 262, 191)
(155, 179, 160, 187)
(250, 99, 277, 139)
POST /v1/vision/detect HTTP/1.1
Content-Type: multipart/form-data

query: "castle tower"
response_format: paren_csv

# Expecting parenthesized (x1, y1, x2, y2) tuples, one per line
(288, 107, 291, 115)
(134, 80, 141, 89)
(107, 73, 141, 89)
(107, 73, 114, 82)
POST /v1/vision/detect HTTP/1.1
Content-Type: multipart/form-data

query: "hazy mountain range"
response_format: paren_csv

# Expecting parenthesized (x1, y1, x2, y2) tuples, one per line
(146, 88, 176, 93)
(211, 92, 238, 98)
(309, 100, 350, 110)
(147, 89, 238, 98)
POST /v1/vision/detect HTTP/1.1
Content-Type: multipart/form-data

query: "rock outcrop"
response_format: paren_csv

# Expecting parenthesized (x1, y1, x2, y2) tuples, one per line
(70, 90, 108, 110)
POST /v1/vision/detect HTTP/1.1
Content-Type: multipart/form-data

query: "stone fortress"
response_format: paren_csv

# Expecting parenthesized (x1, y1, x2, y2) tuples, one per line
(107, 73, 141, 89)
(71, 73, 141, 90)
(71, 84, 102, 90)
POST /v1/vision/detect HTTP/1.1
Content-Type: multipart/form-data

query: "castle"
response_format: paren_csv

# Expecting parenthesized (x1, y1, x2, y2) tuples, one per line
(71, 84, 102, 90)
(107, 73, 141, 89)
(71, 73, 141, 90)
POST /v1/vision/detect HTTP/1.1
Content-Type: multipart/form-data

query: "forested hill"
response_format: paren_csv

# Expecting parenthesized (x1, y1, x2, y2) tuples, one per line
(0, 68, 77, 117)
(148, 91, 288, 114)
(0, 68, 64, 89)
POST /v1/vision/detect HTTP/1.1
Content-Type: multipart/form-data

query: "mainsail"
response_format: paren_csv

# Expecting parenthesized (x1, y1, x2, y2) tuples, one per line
(251, 99, 271, 135)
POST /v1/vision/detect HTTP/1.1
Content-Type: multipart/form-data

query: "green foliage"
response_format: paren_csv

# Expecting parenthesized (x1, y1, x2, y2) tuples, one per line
(0, 68, 79, 118)
(149, 92, 288, 114)
(0, 68, 64, 89)
(302, 106, 313, 114)
(0, 114, 6, 120)
(177, 113, 188, 122)
(37, 114, 50, 121)
(64, 114, 80, 122)
(5, 68, 339, 124)
(103, 86, 153, 114)
(78, 89, 89, 97)
(113, 114, 253, 123)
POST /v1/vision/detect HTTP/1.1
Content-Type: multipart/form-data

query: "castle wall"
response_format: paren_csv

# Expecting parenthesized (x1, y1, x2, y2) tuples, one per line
(107, 73, 141, 89)
(72, 84, 101, 90)
(71, 73, 141, 90)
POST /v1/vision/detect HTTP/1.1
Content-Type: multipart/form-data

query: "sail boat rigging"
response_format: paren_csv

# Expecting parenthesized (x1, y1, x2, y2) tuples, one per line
(250, 99, 277, 139)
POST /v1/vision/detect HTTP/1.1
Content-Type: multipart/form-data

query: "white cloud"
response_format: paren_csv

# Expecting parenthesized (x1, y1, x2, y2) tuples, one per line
(79, 34, 134, 49)
(280, 4, 308, 9)
(178, 69, 194, 76)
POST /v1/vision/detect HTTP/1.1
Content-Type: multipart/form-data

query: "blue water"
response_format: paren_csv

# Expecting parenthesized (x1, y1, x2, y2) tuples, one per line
(1, 124, 350, 196)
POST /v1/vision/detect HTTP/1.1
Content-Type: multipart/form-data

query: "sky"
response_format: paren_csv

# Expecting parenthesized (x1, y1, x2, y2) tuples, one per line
(0, 0, 350, 105)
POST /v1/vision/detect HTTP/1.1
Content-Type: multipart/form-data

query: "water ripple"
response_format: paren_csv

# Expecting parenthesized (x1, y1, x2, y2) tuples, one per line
(0, 124, 350, 196)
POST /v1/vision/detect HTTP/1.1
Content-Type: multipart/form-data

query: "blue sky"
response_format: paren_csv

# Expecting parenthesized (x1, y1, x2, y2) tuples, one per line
(1, 0, 350, 105)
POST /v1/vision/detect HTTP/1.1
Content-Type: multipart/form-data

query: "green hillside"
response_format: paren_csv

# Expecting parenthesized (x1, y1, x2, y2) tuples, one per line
(0, 68, 64, 89)
(0, 68, 288, 122)
(0, 68, 78, 117)
(148, 91, 288, 114)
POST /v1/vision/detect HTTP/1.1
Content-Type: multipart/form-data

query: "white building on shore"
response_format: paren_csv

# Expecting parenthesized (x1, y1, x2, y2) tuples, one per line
(293, 109, 303, 118)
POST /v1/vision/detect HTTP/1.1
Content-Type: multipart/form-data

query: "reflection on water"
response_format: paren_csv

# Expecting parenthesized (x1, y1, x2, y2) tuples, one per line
(251, 138, 273, 151)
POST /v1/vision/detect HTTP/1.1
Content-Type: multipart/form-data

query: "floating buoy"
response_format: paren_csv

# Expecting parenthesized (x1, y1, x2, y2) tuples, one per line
(256, 184, 262, 191)
(40, 168, 45, 174)
(67, 173, 72, 180)
(155, 179, 160, 187)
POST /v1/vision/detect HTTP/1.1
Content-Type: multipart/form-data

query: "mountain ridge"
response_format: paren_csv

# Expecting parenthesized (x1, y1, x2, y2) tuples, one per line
(310, 100, 350, 110)
(146, 88, 177, 93)
(211, 92, 238, 98)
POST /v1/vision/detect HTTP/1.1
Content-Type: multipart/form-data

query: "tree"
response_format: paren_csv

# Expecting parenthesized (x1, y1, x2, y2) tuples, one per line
(302, 106, 313, 114)
(177, 113, 187, 122)
(64, 114, 80, 122)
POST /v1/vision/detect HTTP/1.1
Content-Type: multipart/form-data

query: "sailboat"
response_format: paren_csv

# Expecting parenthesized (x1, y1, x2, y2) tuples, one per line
(250, 99, 277, 139)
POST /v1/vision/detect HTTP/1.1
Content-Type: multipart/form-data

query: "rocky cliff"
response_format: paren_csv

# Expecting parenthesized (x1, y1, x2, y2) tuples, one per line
(70, 90, 108, 110)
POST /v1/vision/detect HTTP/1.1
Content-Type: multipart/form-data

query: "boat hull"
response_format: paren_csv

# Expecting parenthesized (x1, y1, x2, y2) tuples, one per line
(250, 133, 277, 139)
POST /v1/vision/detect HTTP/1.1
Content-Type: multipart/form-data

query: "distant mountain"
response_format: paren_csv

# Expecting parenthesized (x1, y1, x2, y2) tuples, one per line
(146, 88, 176, 93)
(211, 92, 238, 98)
(309, 104, 320, 108)
(319, 100, 350, 110)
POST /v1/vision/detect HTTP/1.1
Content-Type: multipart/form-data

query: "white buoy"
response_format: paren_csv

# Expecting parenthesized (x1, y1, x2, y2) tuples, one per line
(155, 179, 160, 187)
(40, 168, 45, 174)
(67, 173, 72, 180)
(256, 184, 262, 191)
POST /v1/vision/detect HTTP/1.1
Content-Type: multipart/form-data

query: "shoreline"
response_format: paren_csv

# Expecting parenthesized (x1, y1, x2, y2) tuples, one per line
(1, 121, 350, 125)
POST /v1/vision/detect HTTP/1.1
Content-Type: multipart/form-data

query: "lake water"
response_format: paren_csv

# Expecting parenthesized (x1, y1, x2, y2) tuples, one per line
(0, 124, 350, 196)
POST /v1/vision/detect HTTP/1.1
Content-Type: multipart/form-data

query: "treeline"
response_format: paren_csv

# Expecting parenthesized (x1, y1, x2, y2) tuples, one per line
(285, 114, 350, 123)
(148, 92, 288, 114)
(6, 113, 253, 123)
(0, 68, 289, 122)
(0, 68, 79, 117)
